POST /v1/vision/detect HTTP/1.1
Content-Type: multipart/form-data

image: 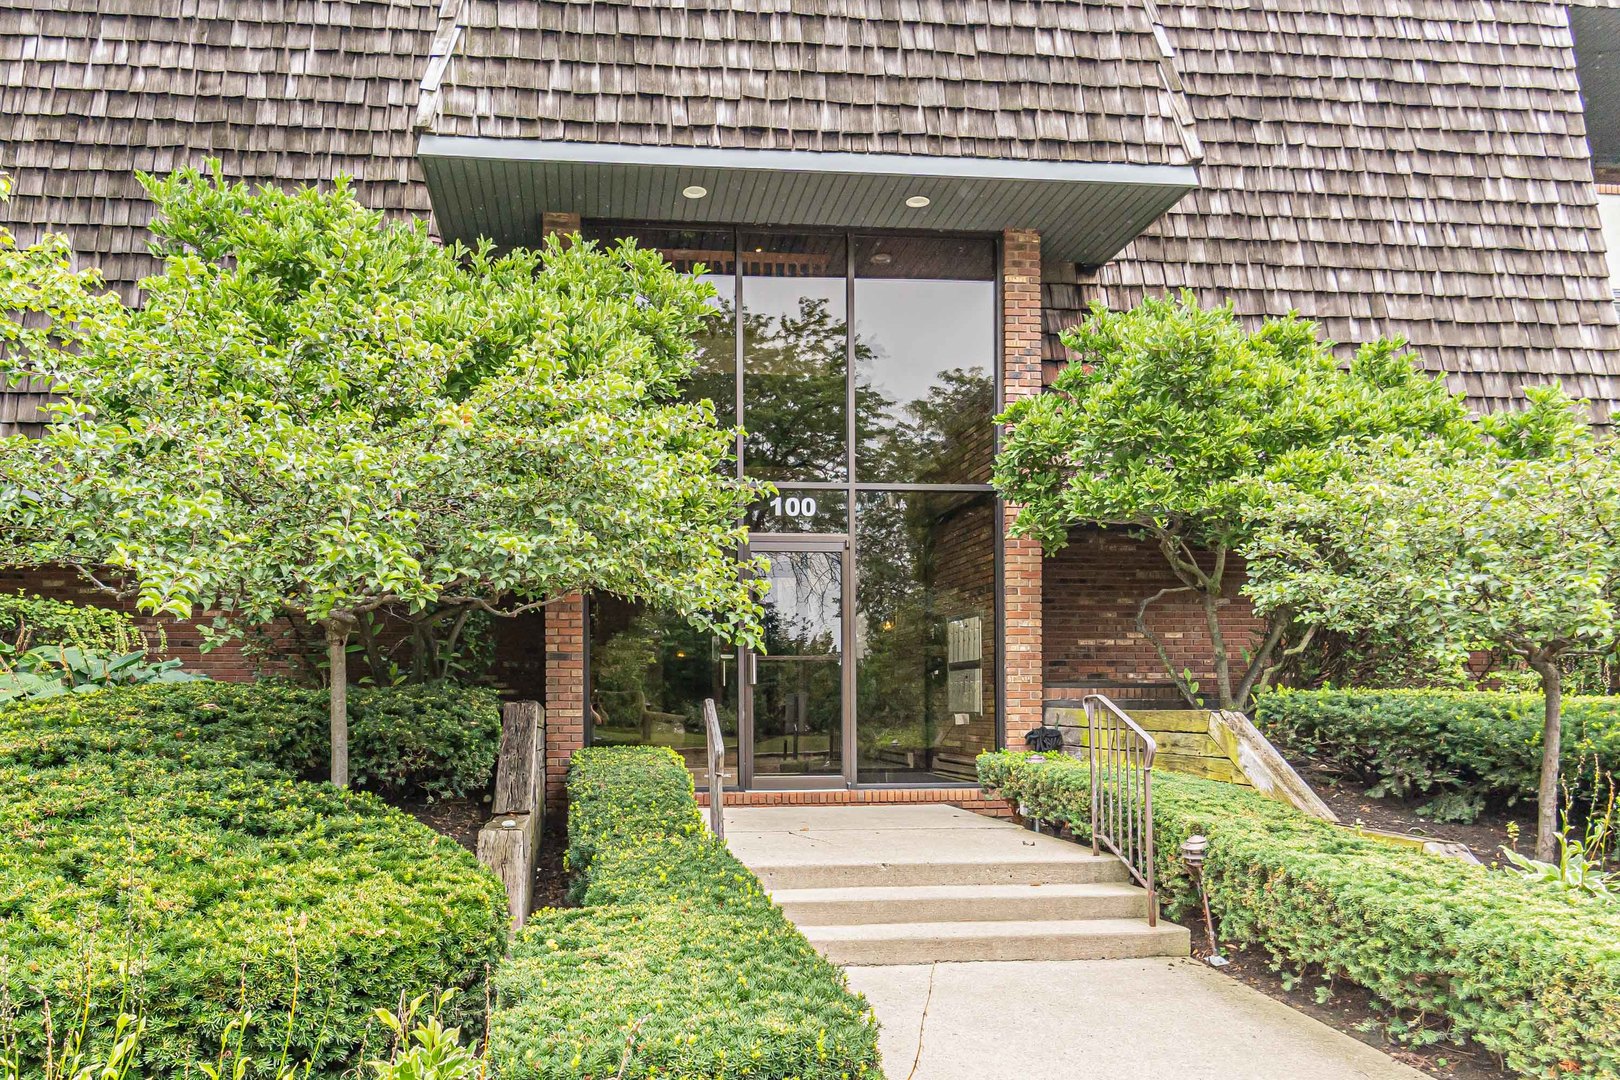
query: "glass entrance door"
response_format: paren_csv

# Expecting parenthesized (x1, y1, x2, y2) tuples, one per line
(742, 538, 851, 788)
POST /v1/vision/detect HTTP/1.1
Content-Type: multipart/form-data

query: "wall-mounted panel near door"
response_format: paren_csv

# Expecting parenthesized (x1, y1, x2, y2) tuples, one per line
(742, 534, 853, 789)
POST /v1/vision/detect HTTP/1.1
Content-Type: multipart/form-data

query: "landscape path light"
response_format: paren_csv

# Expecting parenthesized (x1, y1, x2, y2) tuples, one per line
(1180, 834, 1228, 967)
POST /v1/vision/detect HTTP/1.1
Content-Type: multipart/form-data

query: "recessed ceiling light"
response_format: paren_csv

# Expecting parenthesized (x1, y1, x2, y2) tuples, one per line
(871, 252, 893, 265)
(905, 194, 931, 208)
(682, 185, 708, 199)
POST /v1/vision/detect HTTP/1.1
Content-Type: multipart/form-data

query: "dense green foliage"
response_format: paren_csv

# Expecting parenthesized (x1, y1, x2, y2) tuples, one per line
(1256, 689, 1620, 823)
(0, 592, 146, 654)
(1245, 386, 1620, 857)
(2, 680, 500, 797)
(978, 751, 1620, 1078)
(0, 165, 765, 784)
(225, 682, 503, 799)
(489, 746, 883, 1079)
(994, 294, 1468, 709)
(0, 594, 194, 703)
(0, 645, 202, 703)
(0, 685, 507, 1077)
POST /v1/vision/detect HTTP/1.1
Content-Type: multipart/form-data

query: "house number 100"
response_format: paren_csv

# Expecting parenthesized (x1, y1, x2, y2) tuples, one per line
(770, 495, 818, 519)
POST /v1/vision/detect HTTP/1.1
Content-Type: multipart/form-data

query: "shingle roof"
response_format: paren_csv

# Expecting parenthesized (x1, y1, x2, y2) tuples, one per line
(424, 0, 1201, 168)
(1043, 0, 1620, 423)
(2, 0, 1618, 431)
(0, 0, 439, 306)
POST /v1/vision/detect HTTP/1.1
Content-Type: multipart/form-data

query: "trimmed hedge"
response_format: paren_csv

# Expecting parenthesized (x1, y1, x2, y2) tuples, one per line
(1, 680, 501, 798)
(978, 750, 1620, 1078)
(1256, 688, 1620, 818)
(0, 685, 509, 1077)
(489, 746, 883, 1079)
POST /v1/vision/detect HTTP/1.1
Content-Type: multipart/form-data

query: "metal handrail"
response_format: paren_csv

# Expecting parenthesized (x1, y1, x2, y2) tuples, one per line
(703, 698, 725, 839)
(1081, 694, 1158, 926)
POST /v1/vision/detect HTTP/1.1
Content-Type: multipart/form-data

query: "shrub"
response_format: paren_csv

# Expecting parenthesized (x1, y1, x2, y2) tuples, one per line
(0, 681, 501, 798)
(0, 645, 205, 703)
(978, 750, 1620, 1078)
(231, 682, 504, 799)
(1255, 688, 1620, 821)
(562, 743, 707, 890)
(489, 746, 882, 1079)
(0, 687, 508, 1078)
(0, 591, 147, 654)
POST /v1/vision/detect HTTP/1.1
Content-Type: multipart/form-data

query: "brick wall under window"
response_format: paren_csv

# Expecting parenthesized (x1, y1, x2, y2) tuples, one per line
(1042, 527, 1267, 708)
(0, 567, 547, 698)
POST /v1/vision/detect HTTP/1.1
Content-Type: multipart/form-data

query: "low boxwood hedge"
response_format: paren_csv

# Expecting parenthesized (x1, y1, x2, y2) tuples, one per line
(1255, 688, 1620, 819)
(978, 750, 1620, 1079)
(0, 685, 508, 1077)
(489, 746, 883, 1079)
(1, 679, 501, 798)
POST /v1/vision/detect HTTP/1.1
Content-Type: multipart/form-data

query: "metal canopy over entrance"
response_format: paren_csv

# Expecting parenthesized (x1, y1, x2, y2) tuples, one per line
(416, 135, 1196, 268)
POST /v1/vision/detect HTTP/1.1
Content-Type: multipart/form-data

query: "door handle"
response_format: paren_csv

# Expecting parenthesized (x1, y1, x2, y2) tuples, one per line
(747, 653, 757, 685)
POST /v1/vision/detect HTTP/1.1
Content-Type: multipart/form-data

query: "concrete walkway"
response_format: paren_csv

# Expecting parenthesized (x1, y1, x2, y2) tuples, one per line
(725, 805, 1427, 1080)
(724, 804, 1189, 962)
(848, 959, 1427, 1080)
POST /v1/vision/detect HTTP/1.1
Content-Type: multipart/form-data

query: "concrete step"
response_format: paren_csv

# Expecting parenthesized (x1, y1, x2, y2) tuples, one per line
(748, 853, 1131, 891)
(803, 917, 1192, 966)
(772, 881, 1150, 925)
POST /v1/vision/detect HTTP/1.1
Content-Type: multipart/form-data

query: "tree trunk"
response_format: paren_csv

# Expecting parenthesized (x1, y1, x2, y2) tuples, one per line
(1232, 612, 1291, 712)
(1203, 592, 1235, 710)
(327, 621, 350, 788)
(355, 614, 387, 685)
(1528, 655, 1563, 862)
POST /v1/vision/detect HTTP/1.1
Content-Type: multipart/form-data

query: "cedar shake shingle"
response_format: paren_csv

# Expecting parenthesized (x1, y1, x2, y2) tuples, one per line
(1043, 0, 1620, 423)
(1, 0, 1618, 431)
(0, 0, 440, 309)
(423, 0, 1199, 168)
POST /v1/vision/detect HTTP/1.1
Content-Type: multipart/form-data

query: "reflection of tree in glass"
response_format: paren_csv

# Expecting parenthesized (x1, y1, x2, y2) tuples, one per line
(760, 551, 841, 656)
(678, 297, 991, 487)
(855, 492, 992, 771)
(677, 293, 738, 427)
(855, 494, 941, 759)
(857, 364, 995, 483)
(591, 610, 735, 744)
(740, 297, 886, 481)
(742, 490, 846, 533)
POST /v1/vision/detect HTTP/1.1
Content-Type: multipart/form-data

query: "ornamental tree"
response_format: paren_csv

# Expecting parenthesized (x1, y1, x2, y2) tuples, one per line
(1244, 386, 1620, 860)
(0, 166, 764, 785)
(994, 294, 1470, 710)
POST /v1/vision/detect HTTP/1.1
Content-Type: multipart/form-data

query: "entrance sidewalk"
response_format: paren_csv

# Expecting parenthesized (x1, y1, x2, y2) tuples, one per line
(724, 806, 1426, 1080)
(848, 958, 1428, 1080)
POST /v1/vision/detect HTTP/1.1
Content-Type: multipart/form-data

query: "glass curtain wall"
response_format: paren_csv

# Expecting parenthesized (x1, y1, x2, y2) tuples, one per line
(583, 224, 999, 785)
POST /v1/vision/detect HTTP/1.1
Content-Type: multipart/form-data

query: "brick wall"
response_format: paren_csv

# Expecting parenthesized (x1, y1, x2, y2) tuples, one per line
(543, 593, 586, 814)
(539, 211, 587, 815)
(1042, 527, 1268, 707)
(1001, 229, 1044, 748)
(2, 565, 549, 698)
(0, 567, 289, 681)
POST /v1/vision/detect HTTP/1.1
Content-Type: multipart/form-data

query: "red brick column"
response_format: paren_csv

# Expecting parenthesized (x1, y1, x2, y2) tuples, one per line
(540, 212, 586, 816)
(1002, 229, 1044, 750)
(543, 594, 586, 814)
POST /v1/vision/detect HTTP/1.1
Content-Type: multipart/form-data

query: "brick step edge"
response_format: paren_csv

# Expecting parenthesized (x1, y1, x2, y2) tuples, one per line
(697, 789, 1013, 816)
